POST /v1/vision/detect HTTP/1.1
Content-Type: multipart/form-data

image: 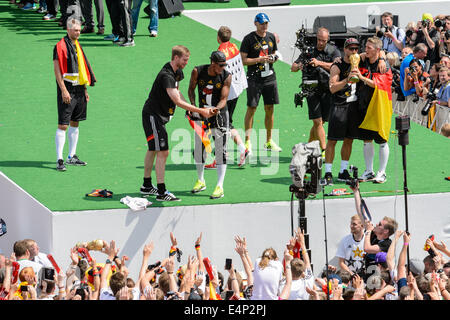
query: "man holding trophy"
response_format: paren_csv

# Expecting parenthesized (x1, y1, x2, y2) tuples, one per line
(323, 38, 362, 185)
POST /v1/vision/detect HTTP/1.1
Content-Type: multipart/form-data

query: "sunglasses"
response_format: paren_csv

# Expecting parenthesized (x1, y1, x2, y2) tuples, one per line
(218, 63, 227, 67)
(347, 47, 359, 51)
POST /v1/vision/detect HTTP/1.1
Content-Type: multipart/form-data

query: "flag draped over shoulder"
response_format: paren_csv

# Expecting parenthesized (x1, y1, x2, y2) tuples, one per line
(359, 69, 393, 141)
(56, 35, 96, 86)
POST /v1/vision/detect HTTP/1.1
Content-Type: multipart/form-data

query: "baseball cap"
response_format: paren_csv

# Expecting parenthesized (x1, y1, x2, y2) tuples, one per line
(422, 13, 434, 22)
(409, 258, 425, 276)
(375, 252, 387, 264)
(344, 38, 359, 48)
(255, 13, 270, 24)
(210, 51, 227, 64)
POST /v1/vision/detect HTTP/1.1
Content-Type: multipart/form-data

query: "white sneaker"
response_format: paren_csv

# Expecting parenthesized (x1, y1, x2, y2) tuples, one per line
(373, 171, 387, 184)
(358, 170, 375, 182)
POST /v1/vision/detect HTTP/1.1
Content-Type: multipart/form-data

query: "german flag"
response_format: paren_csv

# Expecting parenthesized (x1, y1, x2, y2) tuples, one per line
(186, 113, 212, 153)
(359, 69, 393, 141)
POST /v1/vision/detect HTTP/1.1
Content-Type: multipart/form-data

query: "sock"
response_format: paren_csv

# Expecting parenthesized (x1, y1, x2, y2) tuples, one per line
(340, 160, 349, 173)
(363, 142, 374, 173)
(325, 163, 332, 173)
(196, 163, 205, 182)
(216, 164, 227, 188)
(55, 128, 66, 161)
(143, 177, 152, 188)
(157, 183, 166, 195)
(67, 126, 79, 159)
(238, 143, 246, 153)
(378, 143, 389, 173)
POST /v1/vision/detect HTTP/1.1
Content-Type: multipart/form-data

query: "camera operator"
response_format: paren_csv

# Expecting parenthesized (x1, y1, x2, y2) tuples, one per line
(403, 58, 430, 97)
(376, 12, 405, 55)
(415, 13, 441, 64)
(399, 43, 428, 97)
(291, 27, 341, 152)
(404, 21, 418, 48)
(437, 15, 450, 58)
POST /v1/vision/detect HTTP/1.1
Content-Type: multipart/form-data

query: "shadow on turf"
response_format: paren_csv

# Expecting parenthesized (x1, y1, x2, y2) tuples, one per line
(0, 160, 56, 170)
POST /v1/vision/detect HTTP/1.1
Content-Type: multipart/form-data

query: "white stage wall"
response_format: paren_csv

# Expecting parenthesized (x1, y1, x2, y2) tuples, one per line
(184, 0, 450, 65)
(1, 171, 449, 279)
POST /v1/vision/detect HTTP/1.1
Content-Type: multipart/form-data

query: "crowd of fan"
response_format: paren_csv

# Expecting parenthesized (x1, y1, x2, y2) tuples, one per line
(382, 13, 450, 137)
(0, 227, 448, 300)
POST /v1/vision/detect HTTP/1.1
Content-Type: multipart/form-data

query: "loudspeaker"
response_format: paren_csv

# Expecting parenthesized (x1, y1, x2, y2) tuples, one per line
(245, 0, 291, 7)
(368, 15, 399, 32)
(313, 15, 347, 34)
(156, 0, 184, 19)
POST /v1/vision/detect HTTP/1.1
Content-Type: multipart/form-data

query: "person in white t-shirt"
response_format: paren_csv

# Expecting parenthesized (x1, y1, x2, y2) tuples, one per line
(23, 239, 53, 269)
(335, 214, 366, 277)
(251, 248, 283, 300)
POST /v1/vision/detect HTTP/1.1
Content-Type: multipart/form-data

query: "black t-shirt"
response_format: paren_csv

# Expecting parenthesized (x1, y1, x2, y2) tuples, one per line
(331, 60, 358, 106)
(240, 31, 277, 83)
(296, 43, 341, 90)
(357, 58, 391, 111)
(142, 62, 184, 124)
(364, 232, 392, 271)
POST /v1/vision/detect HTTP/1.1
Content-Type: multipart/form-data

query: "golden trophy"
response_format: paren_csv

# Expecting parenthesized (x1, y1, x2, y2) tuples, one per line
(75, 239, 106, 251)
(349, 53, 360, 83)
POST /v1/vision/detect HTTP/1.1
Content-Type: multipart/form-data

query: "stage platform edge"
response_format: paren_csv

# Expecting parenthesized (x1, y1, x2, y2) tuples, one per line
(1, 171, 449, 278)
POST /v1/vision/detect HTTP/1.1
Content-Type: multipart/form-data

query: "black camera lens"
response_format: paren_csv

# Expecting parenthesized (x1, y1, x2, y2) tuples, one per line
(406, 30, 413, 38)
(435, 19, 443, 28)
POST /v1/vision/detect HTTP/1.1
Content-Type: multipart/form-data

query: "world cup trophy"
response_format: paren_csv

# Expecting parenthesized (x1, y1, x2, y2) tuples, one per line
(349, 53, 360, 83)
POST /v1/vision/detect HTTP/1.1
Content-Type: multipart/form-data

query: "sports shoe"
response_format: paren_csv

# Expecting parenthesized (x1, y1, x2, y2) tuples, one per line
(104, 34, 116, 41)
(96, 27, 104, 35)
(210, 186, 224, 199)
(149, 31, 158, 37)
(22, 2, 36, 10)
(140, 185, 158, 196)
(324, 172, 333, 186)
(264, 139, 282, 152)
(358, 170, 375, 182)
(66, 154, 87, 166)
(37, 6, 47, 13)
(244, 140, 252, 155)
(205, 160, 216, 170)
(43, 13, 56, 20)
(119, 40, 135, 47)
(337, 169, 351, 182)
(81, 26, 94, 34)
(56, 159, 66, 171)
(191, 180, 206, 194)
(238, 149, 250, 168)
(156, 191, 181, 202)
(373, 171, 387, 184)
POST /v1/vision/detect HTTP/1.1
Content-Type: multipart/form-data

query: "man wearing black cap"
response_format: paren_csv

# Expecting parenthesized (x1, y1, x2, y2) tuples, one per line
(240, 12, 282, 153)
(188, 51, 232, 199)
(323, 38, 361, 185)
(139, 45, 219, 201)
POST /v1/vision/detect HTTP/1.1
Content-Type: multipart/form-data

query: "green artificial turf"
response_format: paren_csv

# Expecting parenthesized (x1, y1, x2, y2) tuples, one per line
(0, 2, 448, 211)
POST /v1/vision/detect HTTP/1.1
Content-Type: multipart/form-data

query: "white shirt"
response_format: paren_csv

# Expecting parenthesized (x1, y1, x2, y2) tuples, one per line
(288, 268, 315, 300)
(335, 233, 366, 274)
(17, 259, 43, 283)
(251, 258, 283, 300)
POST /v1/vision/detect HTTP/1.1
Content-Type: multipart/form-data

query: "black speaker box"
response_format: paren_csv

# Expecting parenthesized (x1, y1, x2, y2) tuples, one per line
(368, 15, 399, 32)
(155, 0, 184, 19)
(245, 0, 291, 7)
(313, 15, 347, 34)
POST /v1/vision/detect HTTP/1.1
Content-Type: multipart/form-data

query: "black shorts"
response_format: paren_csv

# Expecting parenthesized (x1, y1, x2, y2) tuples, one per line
(57, 85, 87, 125)
(246, 79, 279, 107)
(356, 107, 387, 144)
(306, 90, 332, 121)
(142, 111, 169, 151)
(226, 98, 238, 129)
(327, 101, 359, 141)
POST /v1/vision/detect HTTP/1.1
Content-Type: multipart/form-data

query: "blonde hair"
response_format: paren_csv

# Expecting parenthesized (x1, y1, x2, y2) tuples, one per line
(386, 51, 400, 67)
(441, 123, 450, 138)
(366, 37, 382, 50)
(383, 216, 398, 236)
(171, 45, 190, 60)
(258, 248, 277, 269)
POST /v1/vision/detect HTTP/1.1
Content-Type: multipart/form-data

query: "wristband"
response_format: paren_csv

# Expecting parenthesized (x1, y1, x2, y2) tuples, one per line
(169, 246, 177, 257)
(404, 243, 409, 246)
(105, 259, 112, 264)
(414, 81, 419, 85)
(195, 244, 200, 251)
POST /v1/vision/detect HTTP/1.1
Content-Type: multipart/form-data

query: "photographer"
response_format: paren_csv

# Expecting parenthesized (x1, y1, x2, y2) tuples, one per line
(400, 43, 428, 97)
(377, 12, 405, 55)
(291, 27, 341, 152)
(415, 13, 441, 64)
(437, 16, 450, 58)
(403, 58, 430, 97)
